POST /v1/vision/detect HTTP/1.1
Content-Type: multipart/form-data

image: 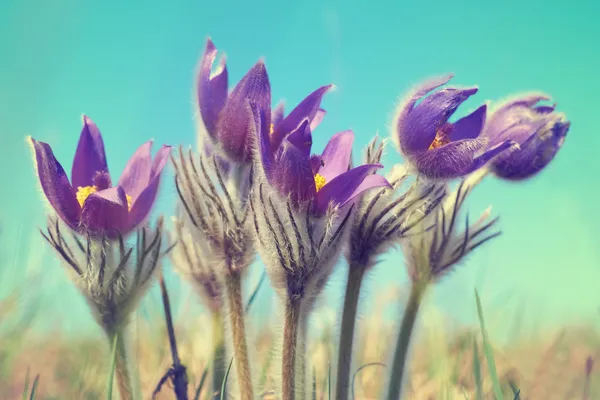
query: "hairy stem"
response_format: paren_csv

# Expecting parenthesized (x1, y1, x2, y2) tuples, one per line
(335, 265, 366, 400)
(386, 282, 428, 400)
(282, 298, 302, 400)
(224, 272, 253, 400)
(297, 307, 309, 397)
(113, 328, 134, 400)
(212, 310, 227, 399)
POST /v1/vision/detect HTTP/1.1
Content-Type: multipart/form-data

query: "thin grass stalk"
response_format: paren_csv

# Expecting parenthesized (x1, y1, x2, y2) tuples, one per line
(335, 265, 366, 400)
(212, 310, 227, 399)
(224, 272, 253, 400)
(282, 298, 302, 400)
(386, 281, 428, 400)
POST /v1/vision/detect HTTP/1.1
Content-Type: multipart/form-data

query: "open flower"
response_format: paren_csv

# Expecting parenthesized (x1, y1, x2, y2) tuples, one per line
(29, 115, 171, 237)
(394, 74, 516, 180)
(482, 94, 570, 180)
(255, 103, 389, 214)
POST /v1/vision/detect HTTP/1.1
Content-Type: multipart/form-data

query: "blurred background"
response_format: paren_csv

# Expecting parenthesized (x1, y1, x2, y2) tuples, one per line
(1, 0, 599, 398)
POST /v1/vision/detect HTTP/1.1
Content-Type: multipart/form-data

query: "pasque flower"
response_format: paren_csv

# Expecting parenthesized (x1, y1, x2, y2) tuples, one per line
(255, 102, 389, 215)
(29, 115, 171, 237)
(482, 94, 570, 180)
(394, 74, 516, 180)
(197, 37, 331, 164)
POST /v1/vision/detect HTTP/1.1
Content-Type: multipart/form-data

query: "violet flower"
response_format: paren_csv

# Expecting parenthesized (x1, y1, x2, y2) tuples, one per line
(482, 94, 570, 180)
(29, 115, 171, 237)
(394, 74, 516, 180)
(255, 103, 389, 215)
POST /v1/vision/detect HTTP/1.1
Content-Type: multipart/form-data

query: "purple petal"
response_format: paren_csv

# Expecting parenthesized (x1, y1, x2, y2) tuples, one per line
(449, 104, 486, 141)
(29, 137, 80, 229)
(217, 61, 271, 162)
(117, 141, 153, 202)
(492, 121, 570, 180)
(466, 140, 517, 174)
(150, 145, 172, 179)
(309, 154, 322, 175)
(411, 138, 488, 179)
(197, 38, 229, 139)
(272, 102, 285, 127)
(271, 85, 333, 150)
(318, 130, 354, 181)
(314, 164, 383, 213)
(128, 174, 162, 231)
(310, 109, 326, 131)
(80, 186, 129, 236)
(272, 136, 316, 205)
(345, 174, 392, 205)
(71, 115, 110, 189)
(285, 120, 312, 159)
(251, 101, 275, 181)
(399, 86, 479, 154)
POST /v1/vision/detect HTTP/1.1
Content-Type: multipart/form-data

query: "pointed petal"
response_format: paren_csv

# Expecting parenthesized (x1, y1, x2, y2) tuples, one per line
(318, 130, 354, 181)
(345, 174, 392, 205)
(128, 174, 163, 230)
(71, 115, 110, 189)
(272, 102, 285, 127)
(399, 86, 479, 154)
(449, 104, 486, 141)
(411, 138, 487, 179)
(251, 101, 275, 181)
(197, 38, 228, 139)
(29, 137, 80, 229)
(217, 61, 271, 162)
(309, 109, 326, 132)
(150, 145, 172, 179)
(314, 164, 383, 213)
(271, 85, 333, 149)
(273, 137, 316, 205)
(117, 141, 153, 202)
(285, 120, 312, 159)
(80, 186, 129, 235)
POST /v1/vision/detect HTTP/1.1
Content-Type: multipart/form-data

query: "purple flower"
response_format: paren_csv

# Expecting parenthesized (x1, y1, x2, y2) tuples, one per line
(395, 74, 516, 180)
(197, 38, 271, 163)
(481, 95, 570, 180)
(29, 115, 171, 237)
(254, 103, 390, 214)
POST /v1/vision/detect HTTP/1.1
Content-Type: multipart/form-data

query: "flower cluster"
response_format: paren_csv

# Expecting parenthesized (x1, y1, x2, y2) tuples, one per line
(28, 36, 570, 400)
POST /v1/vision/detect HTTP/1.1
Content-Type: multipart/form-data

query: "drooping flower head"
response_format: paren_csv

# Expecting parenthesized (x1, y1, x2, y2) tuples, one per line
(29, 115, 171, 237)
(254, 101, 390, 214)
(196, 38, 270, 163)
(482, 94, 570, 180)
(394, 74, 516, 180)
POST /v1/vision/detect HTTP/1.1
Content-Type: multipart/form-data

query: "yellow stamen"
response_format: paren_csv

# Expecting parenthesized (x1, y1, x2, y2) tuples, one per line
(76, 186, 97, 207)
(76, 185, 133, 211)
(428, 124, 452, 150)
(314, 173, 326, 192)
(270, 123, 275, 135)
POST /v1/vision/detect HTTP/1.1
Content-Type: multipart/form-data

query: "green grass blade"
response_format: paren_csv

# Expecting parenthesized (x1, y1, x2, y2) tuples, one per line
(312, 367, 317, 400)
(21, 366, 30, 400)
(245, 270, 266, 313)
(106, 334, 119, 400)
(475, 289, 503, 400)
(351, 362, 386, 400)
(193, 365, 208, 400)
(221, 357, 234, 398)
(473, 337, 483, 400)
(28, 374, 39, 400)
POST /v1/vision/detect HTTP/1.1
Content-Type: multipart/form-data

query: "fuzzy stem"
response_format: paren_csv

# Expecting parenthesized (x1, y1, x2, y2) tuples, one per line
(282, 298, 302, 400)
(297, 308, 309, 397)
(386, 282, 428, 400)
(113, 328, 134, 400)
(335, 265, 366, 400)
(212, 310, 227, 399)
(224, 272, 253, 400)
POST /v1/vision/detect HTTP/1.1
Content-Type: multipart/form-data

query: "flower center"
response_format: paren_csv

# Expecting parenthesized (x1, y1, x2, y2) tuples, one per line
(270, 123, 275, 136)
(428, 123, 452, 150)
(76, 186, 133, 211)
(314, 173, 326, 192)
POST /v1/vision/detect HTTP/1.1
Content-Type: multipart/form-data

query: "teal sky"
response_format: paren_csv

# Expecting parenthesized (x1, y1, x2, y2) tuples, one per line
(1, 0, 599, 342)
